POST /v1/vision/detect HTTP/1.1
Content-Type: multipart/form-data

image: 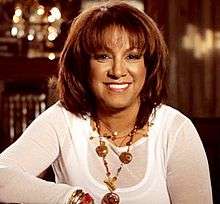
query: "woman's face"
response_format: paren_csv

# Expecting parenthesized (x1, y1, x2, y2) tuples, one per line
(89, 28, 146, 112)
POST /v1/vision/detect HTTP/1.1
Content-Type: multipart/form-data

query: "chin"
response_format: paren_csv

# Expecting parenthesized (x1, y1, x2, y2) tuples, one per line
(95, 94, 140, 112)
(101, 100, 135, 111)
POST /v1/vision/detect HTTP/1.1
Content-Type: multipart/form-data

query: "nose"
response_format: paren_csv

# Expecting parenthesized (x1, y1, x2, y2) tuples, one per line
(107, 59, 127, 79)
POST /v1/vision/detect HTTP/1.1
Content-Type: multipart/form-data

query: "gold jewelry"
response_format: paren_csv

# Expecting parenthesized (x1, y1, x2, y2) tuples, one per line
(98, 119, 136, 142)
(68, 189, 83, 204)
(91, 119, 150, 147)
(92, 119, 150, 204)
(68, 189, 95, 204)
(75, 191, 85, 204)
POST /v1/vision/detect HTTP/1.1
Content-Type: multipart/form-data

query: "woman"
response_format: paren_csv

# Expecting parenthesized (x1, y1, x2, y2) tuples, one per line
(0, 2, 212, 204)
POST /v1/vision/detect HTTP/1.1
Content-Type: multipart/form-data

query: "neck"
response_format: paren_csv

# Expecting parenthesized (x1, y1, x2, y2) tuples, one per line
(95, 102, 140, 133)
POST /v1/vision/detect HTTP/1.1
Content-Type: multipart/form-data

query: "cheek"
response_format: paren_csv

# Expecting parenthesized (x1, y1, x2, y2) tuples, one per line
(89, 68, 106, 94)
(136, 64, 147, 83)
(90, 70, 105, 85)
(89, 62, 107, 82)
(141, 66, 147, 77)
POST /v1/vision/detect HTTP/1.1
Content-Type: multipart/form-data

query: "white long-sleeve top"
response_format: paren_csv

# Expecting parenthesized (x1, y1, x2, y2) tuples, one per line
(0, 102, 213, 203)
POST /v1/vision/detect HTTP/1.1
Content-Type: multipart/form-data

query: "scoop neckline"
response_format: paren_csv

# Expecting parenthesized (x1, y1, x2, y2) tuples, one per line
(85, 118, 152, 192)
(103, 136, 148, 151)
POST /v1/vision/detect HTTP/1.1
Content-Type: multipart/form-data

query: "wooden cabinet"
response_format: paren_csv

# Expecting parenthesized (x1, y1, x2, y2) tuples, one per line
(0, 57, 58, 150)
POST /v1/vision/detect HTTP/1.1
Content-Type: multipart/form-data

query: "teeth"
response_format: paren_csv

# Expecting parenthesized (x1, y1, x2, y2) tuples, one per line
(109, 84, 129, 89)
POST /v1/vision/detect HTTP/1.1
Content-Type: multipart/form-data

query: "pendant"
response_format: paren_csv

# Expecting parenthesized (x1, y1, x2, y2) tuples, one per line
(96, 141, 108, 157)
(104, 177, 117, 192)
(102, 192, 120, 204)
(119, 152, 132, 164)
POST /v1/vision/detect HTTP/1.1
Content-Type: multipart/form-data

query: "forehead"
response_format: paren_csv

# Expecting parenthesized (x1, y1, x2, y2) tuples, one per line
(102, 26, 130, 49)
(83, 23, 146, 54)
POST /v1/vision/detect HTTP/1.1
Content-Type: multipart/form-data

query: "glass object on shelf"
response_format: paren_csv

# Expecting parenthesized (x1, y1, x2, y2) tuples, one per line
(0, 0, 63, 58)
(13, 3, 62, 58)
(0, 1, 21, 57)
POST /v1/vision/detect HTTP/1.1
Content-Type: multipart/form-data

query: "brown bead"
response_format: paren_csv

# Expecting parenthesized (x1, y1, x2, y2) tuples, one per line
(126, 141, 132, 146)
(102, 192, 120, 204)
(96, 144, 108, 157)
(103, 133, 111, 139)
(112, 131, 118, 137)
(119, 152, 132, 164)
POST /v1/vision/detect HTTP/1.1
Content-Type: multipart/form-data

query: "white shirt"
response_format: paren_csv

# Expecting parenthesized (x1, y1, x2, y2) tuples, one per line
(0, 102, 213, 203)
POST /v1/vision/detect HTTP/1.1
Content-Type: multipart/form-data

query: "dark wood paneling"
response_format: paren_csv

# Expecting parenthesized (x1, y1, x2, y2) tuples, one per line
(0, 57, 58, 81)
(192, 118, 220, 204)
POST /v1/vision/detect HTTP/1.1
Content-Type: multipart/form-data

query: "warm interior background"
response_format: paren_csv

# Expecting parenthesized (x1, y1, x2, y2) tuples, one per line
(0, 0, 219, 203)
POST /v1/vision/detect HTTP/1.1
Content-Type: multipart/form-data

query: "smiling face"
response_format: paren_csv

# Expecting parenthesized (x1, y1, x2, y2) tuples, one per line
(89, 27, 146, 113)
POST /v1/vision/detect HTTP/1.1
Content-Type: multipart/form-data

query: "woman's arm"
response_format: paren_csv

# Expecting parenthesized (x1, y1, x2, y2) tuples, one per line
(166, 119, 213, 204)
(0, 112, 74, 203)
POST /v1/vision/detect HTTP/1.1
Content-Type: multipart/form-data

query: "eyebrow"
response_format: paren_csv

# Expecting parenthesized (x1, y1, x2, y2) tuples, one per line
(94, 46, 143, 53)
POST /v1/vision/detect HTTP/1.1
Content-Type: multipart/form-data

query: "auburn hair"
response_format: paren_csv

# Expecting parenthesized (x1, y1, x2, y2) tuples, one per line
(57, 1, 169, 128)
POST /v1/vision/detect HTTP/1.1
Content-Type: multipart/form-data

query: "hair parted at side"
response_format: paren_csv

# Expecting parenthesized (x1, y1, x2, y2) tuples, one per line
(57, 1, 169, 128)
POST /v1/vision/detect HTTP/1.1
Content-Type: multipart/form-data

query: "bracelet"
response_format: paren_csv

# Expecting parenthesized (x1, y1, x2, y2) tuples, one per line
(75, 191, 85, 204)
(68, 189, 83, 204)
(68, 189, 94, 204)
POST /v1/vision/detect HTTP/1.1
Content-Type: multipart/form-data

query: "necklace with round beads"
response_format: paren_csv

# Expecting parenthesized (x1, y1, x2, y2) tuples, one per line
(97, 119, 135, 143)
(91, 119, 150, 204)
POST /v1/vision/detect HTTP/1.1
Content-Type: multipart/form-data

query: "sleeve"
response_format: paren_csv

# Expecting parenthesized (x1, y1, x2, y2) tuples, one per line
(0, 113, 75, 204)
(166, 118, 213, 204)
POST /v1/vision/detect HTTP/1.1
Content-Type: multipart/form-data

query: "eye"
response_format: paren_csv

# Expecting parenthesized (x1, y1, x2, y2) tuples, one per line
(92, 53, 111, 62)
(126, 53, 143, 60)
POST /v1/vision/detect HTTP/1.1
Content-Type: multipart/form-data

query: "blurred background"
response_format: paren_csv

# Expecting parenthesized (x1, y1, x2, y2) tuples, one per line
(0, 0, 219, 203)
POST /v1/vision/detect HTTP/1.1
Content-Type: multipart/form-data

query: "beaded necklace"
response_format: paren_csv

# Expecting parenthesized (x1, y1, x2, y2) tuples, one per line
(91, 119, 150, 204)
(98, 119, 134, 143)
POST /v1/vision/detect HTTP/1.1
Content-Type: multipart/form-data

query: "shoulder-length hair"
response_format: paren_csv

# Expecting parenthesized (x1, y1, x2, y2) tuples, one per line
(58, 1, 168, 128)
